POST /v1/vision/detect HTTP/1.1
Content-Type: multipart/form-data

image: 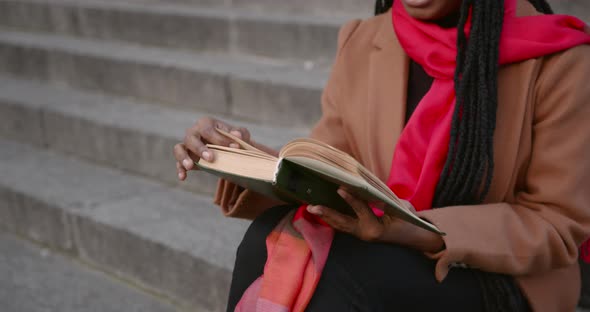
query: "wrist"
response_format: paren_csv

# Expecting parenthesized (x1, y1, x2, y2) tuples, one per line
(405, 226, 445, 253)
(380, 218, 445, 253)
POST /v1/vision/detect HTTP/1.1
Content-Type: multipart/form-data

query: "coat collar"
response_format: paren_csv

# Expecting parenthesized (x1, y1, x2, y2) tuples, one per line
(372, 9, 398, 51)
(366, 11, 409, 182)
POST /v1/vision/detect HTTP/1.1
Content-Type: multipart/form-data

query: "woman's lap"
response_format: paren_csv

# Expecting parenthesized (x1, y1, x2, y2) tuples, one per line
(227, 205, 484, 312)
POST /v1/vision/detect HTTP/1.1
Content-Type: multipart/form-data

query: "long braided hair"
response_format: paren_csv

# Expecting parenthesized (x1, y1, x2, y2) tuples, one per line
(375, 0, 553, 311)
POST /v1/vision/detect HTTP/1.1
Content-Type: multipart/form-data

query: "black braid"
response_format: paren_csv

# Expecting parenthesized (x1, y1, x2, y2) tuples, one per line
(438, 0, 502, 207)
(529, 0, 554, 14)
(375, 0, 394, 15)
(374, 0, 553, 311)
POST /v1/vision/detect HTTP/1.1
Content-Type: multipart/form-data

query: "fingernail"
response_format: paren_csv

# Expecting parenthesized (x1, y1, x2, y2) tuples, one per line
(183, 158, 192, 168)
(230, 130, 242, 138)
(307, 205, 322, 216)
(202, 151, 212, 161)
(178, 172, 184, 180)
(229, 143, 240, 149)
(337, 189, 347, 198)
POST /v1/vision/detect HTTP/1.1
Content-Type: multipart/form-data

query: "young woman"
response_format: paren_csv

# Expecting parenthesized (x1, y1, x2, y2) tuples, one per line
(173, 0, 590, 310)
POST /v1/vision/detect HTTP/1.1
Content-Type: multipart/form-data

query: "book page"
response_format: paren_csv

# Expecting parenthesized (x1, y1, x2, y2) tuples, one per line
(280, 138, 412, 212)
(215, 128, 266, 153)
(198, 146, 277, 181)
(207, 144, 277, 161)
(280, 138, 359, 174)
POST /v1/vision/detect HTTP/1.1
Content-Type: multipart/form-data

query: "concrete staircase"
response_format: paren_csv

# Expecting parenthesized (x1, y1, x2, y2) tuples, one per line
(0, 0, 587, 311)
(0, 232, 179, 312)
(0, 0, 368, 310)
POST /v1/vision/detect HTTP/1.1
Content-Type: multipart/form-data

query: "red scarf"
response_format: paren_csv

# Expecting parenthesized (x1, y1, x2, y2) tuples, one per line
(388, 0, 590, 211)
(236, 2, 590, 311)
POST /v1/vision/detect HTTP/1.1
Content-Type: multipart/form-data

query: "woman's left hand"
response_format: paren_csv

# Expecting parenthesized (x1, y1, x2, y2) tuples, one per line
(306, 188, 445, 254)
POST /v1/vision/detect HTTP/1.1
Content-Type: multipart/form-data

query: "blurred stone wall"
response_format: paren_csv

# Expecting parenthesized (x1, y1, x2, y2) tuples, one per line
(550, 0, 590, 21)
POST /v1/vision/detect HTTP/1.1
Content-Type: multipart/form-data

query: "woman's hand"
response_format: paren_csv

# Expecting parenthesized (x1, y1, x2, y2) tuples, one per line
(173, 117, 252, 181)
(307, 188, 445, 254)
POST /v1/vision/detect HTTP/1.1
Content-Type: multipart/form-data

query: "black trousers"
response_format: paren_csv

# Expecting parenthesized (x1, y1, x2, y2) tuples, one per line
(227, 205, 487, 312)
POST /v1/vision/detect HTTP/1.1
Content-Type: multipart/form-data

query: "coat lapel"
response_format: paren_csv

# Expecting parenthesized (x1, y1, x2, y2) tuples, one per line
(366, 12, 409, 182)
(485, 62, 535, 203)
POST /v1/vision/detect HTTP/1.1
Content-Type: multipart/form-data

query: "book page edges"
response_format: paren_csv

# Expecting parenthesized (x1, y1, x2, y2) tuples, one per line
(196, 147, 277, 181)
(214, 127, 266, 153)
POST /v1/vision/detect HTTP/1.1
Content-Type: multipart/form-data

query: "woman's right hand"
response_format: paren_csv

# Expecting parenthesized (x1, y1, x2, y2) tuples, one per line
(173, 117, 251, 181)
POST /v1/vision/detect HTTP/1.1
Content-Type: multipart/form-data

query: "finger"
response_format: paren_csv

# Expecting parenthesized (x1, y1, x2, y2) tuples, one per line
(307, 205, 357, 234)
(212, 120, 231, 134)
(337, 189, 375, 220)
(174, 143, 196, 170)
(198, 122, 234, 147)
(184, 133, 212, 162)
(213, 121, 239, 148)
(230, 127, 251, 143)
(173, 143, 188, 162)
(176, 161, 187, 181)
(227, 127, 251, 149)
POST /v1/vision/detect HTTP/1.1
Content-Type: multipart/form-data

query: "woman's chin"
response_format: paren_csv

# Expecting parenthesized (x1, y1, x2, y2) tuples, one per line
(401, 0, 462, 21)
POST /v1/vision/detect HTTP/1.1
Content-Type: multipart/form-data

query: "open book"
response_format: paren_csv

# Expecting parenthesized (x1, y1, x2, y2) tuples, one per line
(197, 129, 444, 235)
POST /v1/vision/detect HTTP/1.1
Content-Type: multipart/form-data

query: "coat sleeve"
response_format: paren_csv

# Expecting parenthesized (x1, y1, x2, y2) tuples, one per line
(213, 19, 362, 220)
(418, 45, 590, 281)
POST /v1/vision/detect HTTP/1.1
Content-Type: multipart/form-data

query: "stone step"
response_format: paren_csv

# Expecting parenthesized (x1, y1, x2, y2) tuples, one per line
(81, 0, 588, 20)
(0, 29, 327, 127)
(0, 233, 180, 312)
(0, 75, 306, 195)
(85, 0, 588, 24)
(551, 0, 590, 21)
(0, 0, 351, 62)
(0, 138, 249, 311)
(93, 0, 372, 17)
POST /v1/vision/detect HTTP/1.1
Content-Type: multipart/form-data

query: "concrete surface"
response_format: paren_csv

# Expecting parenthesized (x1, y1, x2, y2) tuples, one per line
(0, 29, 326, 127)
(0, 139, 249, 311)
(0, 0, 348, 62)
(0, 232, 179, 312)
(0, 75, 304, 195)
(82, 0, 372, 16)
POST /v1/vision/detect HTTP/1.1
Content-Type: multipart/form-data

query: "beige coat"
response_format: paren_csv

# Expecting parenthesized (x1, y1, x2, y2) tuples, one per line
(214, 2, 590, 311)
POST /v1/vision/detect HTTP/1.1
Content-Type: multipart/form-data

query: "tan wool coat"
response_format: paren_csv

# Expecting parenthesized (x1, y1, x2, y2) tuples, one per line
(214, 2, 590, 311)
